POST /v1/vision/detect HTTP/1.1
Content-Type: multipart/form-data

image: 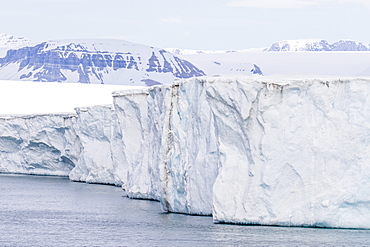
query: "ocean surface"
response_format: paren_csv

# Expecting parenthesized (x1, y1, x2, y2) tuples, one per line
(0, 174, 369, 247)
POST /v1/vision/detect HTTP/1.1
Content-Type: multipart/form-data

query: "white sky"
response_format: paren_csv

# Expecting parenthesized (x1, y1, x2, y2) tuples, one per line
(1, 0, 370, 50)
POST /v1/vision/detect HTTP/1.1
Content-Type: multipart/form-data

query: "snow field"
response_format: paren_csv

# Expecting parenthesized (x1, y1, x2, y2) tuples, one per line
(0, 80, 141, 115)
(182, 51, 370, 77)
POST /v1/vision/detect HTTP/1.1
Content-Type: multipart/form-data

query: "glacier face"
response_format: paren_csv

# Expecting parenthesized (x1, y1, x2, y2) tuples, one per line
(0, 113, 79, 176)
(1, 77, 370, 228)
(210, 78, 370, 228)
(69, 105, 125, 185)
(112, 86, 171, 200)
(161, 80, 221, 215)
(112, 77, 370, 227)
(112, 82, 220, 214)
(0, 39, 205, 85)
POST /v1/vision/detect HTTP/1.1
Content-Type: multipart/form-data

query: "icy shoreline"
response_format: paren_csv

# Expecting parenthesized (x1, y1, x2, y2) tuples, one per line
(1, 77, 370, 228)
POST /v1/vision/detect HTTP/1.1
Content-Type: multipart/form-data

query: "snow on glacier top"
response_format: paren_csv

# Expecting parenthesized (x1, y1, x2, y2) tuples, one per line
(183, 49, 370, 77)
(1, 75, 370, 116)
(0, 80, 143, 115)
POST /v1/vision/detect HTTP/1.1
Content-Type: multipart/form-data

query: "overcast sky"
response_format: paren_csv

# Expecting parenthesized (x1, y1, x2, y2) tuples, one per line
(1, 0, 369, 50)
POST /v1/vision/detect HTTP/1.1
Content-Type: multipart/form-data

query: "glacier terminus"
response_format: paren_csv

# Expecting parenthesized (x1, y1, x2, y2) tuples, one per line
(0, 77, 369, 229)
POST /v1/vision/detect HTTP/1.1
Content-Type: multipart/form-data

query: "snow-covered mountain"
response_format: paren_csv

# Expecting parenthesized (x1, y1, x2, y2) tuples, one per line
(266, 39, 370, 51)
(0, 39, 205, 85)
(167, 39, 370, 55)
(167, 38, 370, 78)
(0, 33, 31, 48)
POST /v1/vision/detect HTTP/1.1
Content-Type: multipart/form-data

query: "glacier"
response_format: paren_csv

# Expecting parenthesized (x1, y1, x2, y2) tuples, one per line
(158, 80, 221, 215)
(69, 105, 126, 185)
(0, 113, 79, 176)
(112, 77, 370, 226)
(1, 77, 370, 229)
(211, 78, 370, 228)
(112, 86, 171, 200)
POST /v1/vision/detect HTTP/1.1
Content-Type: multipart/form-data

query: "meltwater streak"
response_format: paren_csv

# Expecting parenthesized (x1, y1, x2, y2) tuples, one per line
(0, 175, 369, 247)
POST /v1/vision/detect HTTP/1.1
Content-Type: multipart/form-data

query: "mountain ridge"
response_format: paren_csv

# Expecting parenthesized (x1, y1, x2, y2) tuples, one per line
(0, 33, 31, 48)
(0, 39, 205, 85)
(166, 39, 370, 54)
(266, 39, 370, 52)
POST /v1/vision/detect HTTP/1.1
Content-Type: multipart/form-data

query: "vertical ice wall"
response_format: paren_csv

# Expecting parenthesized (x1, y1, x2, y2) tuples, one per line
(113, 77, 370, 228)
(211, 78, 370, 228)
(112, 79, 242, 215)
(158, 78, 264, 215)
(113, 86, 171, 200)
(1, 77, 370, 229)
(111, 78, 267, 215)
(0, 114, 80, 176)
(112, 82, 221, 214)
(69, 105, 126, 185)
(161, 80, 221, 215)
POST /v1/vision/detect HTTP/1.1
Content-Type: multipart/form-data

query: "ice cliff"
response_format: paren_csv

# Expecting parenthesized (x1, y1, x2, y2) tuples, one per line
(211, 78, 370, 228)
(112, 77, 370, 227)
(2, 77, 370, 229)
(69, 105, 126, 185)
(112, 87, 171, 200)
(0, 113, 79, 176)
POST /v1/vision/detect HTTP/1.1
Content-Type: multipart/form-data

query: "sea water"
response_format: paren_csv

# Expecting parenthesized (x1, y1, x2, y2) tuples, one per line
(0, 174, 369, 247)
